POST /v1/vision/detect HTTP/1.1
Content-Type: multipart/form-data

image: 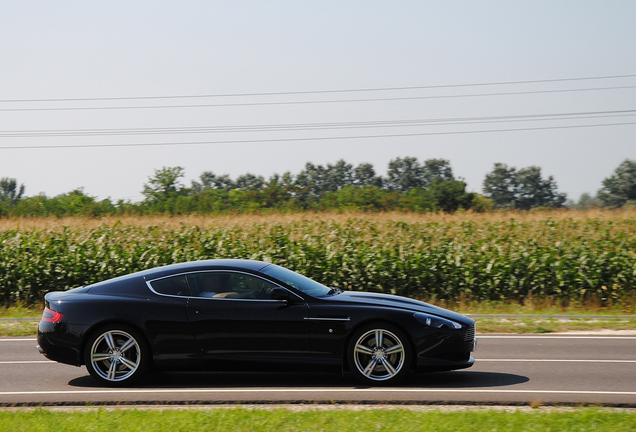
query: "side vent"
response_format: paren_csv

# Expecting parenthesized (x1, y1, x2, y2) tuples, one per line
(463, 323, 476, 342)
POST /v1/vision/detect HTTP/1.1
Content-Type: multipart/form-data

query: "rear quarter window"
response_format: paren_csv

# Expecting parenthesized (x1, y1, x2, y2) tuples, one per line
(149, 275, 189, 297)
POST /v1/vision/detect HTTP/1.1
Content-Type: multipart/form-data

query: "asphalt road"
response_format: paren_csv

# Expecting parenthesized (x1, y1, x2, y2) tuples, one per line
(1, 335, 635, 407)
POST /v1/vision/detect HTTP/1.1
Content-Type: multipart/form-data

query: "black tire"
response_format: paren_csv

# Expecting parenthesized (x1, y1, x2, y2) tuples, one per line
(347, 323, 412, 385)
(84, 324, 150, 387)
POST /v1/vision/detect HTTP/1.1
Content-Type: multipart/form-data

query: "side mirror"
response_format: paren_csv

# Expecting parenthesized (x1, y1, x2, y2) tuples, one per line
(271, 287, 290, 301)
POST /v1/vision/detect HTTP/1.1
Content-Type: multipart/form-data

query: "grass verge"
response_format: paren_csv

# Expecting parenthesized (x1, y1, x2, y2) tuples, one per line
(0, 305, 40, 319)
(0, 407, 634, 432)
(474, 317, 636, 333)
(0, 320, 38, 337)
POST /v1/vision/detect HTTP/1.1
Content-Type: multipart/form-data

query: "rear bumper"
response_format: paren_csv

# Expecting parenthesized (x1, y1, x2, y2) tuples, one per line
(37, 321, 82, 366)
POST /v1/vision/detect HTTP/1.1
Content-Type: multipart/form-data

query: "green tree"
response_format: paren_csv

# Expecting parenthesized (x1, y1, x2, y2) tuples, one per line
(483, 163, 566, 210)
(294, 160, 355, 196)
(398, 188, 438, 212)
(320, 185, 399, 212)
(516, 166, 566, 210)
(386, 157, 454, 192)
(471, 194, 494, 212)
(483, 163, 518, 208)
(235, 173, 265, 191)
(142, 166, 187, 203)
(191, 171, 235, 193)
(422, 158, 454, 185)
(569, 192, 602, 210)
(427, 179, 475, 212)
(294, 162, 327, 197)
(400, 179, 474, 213)
(7, 189, 115, 217)
(0, 177, 25, 206)
(353, 163, 383, 187)
(385, 157, 424, 192)
(260, 174, 293, 208)
(597, 159, 636, 208)
(324, 159, 354, 191)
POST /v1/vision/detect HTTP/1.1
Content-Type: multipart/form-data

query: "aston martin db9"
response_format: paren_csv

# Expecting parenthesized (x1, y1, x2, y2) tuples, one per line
(37, 259, 476, 386)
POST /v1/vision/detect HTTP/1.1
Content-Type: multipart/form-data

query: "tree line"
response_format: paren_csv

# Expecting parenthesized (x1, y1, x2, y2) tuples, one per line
(1, 157, 634, 217)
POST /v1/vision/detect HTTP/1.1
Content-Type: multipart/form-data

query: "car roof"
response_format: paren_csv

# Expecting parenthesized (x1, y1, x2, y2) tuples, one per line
(152, 259, 270, 274)
(86, 259, 272, 292)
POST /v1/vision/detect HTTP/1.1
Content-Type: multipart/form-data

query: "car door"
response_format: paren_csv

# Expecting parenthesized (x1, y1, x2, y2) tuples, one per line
(185, 271, 310, 365)
(144, 274, 200, 366)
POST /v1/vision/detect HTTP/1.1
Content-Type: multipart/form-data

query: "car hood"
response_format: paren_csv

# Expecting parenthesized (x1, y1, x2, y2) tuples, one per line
(325, 291, 474, 325)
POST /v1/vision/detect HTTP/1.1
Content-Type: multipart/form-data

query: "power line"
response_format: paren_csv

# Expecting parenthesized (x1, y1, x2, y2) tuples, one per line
(1, 109, 635, 138)
(1, 85, 635, 112)
(1, 121, 634, 150)
(1, 73, 635, 103)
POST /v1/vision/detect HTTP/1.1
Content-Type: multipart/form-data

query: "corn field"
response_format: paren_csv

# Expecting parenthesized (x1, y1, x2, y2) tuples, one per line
(1, 214, 635, 305)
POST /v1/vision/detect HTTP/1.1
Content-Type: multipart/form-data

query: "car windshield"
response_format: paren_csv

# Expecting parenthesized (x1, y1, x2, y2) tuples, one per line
(261, 264, 332, 297)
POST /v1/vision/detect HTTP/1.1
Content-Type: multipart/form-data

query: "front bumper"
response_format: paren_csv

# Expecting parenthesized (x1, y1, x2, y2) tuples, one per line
(412, 329, 477, 372)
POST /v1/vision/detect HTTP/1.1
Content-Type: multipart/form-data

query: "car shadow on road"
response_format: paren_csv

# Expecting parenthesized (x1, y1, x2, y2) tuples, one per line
(68, 370, 529, 389)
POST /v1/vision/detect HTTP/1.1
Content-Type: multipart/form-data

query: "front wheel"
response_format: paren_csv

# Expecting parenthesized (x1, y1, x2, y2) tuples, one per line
(347, 323, 412, 385)
(84, 324, 150, 386)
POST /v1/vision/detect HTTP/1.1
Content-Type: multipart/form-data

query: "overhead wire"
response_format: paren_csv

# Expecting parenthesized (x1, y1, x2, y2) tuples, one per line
(2, 73, 634, 150)
(1, 109, 636, 138)
(1, 85, 635, 112)
(1, 121, 635, 150)
(1, 73, 635, 103)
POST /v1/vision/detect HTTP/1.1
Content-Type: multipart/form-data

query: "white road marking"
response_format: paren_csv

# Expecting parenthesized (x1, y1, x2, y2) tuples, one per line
(477, 359, 636, 363)
(4, 336, 636, 342)
(2, 359, 634, 365)
(478, 336, 636, 339)
(0, 388, 635, 396)
(0, 358, 636, 364)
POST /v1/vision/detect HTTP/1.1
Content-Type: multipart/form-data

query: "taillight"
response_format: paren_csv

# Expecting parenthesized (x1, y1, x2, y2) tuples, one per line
(42, 307, 64, 323)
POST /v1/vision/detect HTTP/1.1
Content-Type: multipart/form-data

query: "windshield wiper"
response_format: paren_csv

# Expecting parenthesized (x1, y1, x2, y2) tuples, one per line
(327, 287, 342, 295)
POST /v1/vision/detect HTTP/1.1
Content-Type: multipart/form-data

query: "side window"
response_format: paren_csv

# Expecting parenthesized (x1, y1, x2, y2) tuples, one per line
(229, 273, 276, 299)
(187, 272, 277, 300)
(149, 275, 189, 297)
(186, 272, 231, 297)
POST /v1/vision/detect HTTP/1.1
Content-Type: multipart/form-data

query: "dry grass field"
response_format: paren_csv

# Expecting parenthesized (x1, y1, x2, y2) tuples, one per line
(2, 208, 635, 231)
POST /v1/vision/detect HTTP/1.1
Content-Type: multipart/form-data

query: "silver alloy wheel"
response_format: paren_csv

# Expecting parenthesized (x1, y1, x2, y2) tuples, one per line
(89, 330, 141, 382)
(352, 328, 405, 381)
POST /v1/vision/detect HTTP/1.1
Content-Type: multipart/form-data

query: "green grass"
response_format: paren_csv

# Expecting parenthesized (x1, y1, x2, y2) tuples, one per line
(0, 304, 40, 319)
(0, 320, 37, 337)
(448, 298, 636, 316)
(0, 305, 40, 337)
(0, 408, 634, 432)
(475, 317, 636, 333)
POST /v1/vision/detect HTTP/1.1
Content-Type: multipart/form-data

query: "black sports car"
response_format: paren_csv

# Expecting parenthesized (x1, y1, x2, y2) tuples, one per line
(37, 259, 476, 386)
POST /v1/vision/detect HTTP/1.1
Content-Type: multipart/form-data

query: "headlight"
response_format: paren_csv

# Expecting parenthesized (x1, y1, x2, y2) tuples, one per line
(414, 312, 462, 329)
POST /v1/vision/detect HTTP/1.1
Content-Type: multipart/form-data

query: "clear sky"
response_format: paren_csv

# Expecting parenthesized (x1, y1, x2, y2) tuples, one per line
(1, 1, 635, 202)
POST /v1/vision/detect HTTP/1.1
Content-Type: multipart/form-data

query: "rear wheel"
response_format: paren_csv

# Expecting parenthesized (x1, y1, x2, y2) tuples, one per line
(347, 323, 412, 385)
(84, 324, 150, 386)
